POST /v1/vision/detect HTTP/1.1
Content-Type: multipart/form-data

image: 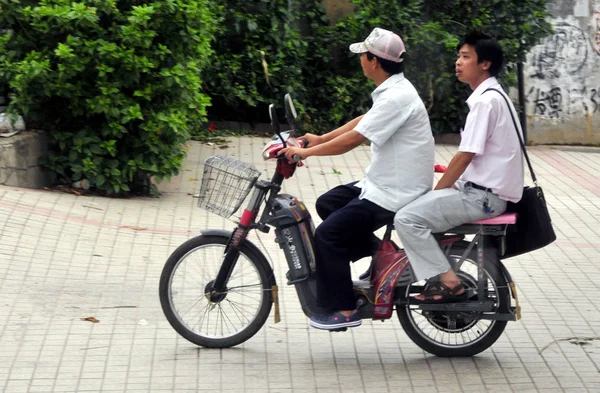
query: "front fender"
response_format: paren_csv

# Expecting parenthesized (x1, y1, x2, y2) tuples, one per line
(200, 228, 235, 238)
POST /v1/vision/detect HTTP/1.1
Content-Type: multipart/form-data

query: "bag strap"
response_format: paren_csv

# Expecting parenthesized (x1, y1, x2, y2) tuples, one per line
(483, 87, 537, 185)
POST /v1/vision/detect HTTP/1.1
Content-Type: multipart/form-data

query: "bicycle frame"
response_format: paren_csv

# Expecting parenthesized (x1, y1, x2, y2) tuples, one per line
(211, 155, 520, 323)
(209, 92, 521, 324)
(160, 91, 525, 357)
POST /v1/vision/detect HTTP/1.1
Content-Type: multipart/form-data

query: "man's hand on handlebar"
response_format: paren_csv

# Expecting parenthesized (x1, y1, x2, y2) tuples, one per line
(301, 133, 323, 147)
(278, 146, 307, 163)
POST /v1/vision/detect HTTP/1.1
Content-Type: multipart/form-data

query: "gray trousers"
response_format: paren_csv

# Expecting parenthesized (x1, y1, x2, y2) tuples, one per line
(394, 180, 507, 280)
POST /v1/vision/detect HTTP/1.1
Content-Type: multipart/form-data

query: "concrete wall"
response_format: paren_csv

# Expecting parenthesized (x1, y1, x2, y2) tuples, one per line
(524, 0, 600, 145)
(0, 131, 50, 189)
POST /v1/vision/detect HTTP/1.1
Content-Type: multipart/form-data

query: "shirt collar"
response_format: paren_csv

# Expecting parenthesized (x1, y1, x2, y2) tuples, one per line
(372, 73, 405, 101)
(466, 77, 500, 109)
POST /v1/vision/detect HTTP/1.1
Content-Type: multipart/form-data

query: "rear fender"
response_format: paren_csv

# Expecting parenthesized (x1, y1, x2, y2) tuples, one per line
(497, 260, 521, 319)
(497, 261, 515, 298)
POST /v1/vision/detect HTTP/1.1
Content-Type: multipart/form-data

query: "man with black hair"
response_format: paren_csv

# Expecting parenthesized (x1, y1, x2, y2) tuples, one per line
(394, 31, 524, 302)
(280, 27, 434, 330)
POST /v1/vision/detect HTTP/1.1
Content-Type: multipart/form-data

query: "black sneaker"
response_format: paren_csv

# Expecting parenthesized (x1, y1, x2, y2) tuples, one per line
(309, 311, 362, 330)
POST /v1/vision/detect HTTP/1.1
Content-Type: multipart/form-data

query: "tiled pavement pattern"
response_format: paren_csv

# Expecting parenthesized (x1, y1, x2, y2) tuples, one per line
(1, 137, 600, 393)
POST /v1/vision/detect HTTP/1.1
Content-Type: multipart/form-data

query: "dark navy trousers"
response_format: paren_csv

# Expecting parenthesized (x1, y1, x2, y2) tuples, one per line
(314, 182, 395, 310)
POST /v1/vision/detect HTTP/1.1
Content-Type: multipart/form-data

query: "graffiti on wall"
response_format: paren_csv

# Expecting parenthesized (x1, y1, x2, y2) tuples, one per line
(593, 11, 600, 55)
(525, 16, 600, 120)
(528, 22, 588, 80)
(528, 87, 563, 118)
(522, 2, 600, 142)
(526, 85, 600, 118)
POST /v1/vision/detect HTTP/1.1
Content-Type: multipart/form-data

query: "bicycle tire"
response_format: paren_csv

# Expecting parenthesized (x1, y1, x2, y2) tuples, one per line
(159, 234, 273, 348)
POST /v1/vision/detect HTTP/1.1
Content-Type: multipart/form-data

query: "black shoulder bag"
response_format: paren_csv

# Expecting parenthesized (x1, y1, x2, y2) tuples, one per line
(484, 88, 557, 259)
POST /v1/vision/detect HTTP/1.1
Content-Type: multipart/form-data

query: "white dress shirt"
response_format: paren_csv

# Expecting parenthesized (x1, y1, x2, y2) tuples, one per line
(354, 73, 435, 212)
(459, 77, 524, 203)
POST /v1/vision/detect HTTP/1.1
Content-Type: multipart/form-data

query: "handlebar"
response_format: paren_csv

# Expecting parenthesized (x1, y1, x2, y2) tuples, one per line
(290, 138, 308, 163)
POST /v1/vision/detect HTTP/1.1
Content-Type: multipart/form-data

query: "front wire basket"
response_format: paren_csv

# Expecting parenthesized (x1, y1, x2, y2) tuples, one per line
(197, 155, 262, 218)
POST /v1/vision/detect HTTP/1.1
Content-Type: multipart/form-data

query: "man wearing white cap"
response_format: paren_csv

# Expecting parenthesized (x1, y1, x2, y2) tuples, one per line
(280, 28, 434, 330)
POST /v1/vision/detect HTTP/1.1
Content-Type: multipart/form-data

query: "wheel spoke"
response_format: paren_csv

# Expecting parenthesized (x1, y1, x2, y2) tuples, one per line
(227, 283, 263, 291)
(178, 294, 208, 319)
(192, 303, 211, 333)
(223, 299, 248, 327)
(226, 288, 262, 303)
(225, 298, 253, 325)
(218, 303, 237, 335)
(465, 328, 473, 342)
(226, 298, 261, 316)
(432, 324, 441, 342)
(475, 319, 490, 333)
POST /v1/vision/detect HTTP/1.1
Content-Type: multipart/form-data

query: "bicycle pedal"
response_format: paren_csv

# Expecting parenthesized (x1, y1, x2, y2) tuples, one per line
(330, 327, 348, 332)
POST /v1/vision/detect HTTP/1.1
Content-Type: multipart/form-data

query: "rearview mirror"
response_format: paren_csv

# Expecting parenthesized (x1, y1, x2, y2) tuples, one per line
(269, 103, 285, 147)
(269, 104, 280, 131)
(284, 94, 297, 127)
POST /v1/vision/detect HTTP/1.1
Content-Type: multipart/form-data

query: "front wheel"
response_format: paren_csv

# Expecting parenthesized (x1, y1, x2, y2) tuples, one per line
(159, 234, 273, 348)
(396, 241, 510, 357)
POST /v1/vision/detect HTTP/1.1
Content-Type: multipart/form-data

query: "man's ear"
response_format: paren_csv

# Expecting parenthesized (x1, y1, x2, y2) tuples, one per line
(480, 60, 492, 71)
(373, 58, 383, 70)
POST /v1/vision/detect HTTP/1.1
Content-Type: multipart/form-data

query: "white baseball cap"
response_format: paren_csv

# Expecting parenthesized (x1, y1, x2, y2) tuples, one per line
(349, 27, 406, 63)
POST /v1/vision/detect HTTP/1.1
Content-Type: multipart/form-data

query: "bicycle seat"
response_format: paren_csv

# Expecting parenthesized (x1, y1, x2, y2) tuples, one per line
(381, 213, 517, 238)
(446, 213, 517, 236)
(470, 213, 517, 225)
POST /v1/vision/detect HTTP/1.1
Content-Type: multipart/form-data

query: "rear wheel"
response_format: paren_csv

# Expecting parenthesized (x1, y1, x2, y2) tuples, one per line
(159, 234, 273, 348)
(396, 241, 510, 357)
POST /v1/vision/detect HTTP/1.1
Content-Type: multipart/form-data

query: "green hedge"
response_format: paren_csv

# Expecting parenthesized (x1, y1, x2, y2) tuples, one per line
(0, 0, 552, 195)
(203, 0, 553, 135)
(0, 0, 218, 195)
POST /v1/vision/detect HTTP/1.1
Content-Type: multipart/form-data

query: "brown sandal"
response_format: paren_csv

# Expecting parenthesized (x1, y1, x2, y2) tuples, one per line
(415, 282, 467, 303)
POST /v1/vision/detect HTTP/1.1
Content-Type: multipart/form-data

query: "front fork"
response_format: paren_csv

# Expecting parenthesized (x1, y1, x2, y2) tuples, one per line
(211, 227, 248, 294)
(212, 180, 274, 295)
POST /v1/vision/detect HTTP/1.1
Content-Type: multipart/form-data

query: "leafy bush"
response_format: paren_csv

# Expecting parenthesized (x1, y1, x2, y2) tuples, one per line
(203, 0, 552, 134)
(202, 0, 331, 130)
(406, 0, 554, 133)
(0, 0, 218, 194)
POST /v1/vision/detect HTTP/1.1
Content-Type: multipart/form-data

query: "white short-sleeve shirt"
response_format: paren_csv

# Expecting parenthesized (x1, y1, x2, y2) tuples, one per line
(354, 73, 435, 212)
(459, 77, 524, 203)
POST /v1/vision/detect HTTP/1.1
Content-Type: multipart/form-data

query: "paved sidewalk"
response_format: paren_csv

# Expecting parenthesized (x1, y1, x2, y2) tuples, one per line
(1, 137, 600, 393)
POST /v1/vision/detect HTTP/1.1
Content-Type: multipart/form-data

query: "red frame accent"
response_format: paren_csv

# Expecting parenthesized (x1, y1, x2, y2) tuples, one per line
(371, 246, 410, 320)
(263, 137, 306, 159)
(434, 164, 447, 173)
(276, 160, 297, 179)
(239, 209, 255, 227)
